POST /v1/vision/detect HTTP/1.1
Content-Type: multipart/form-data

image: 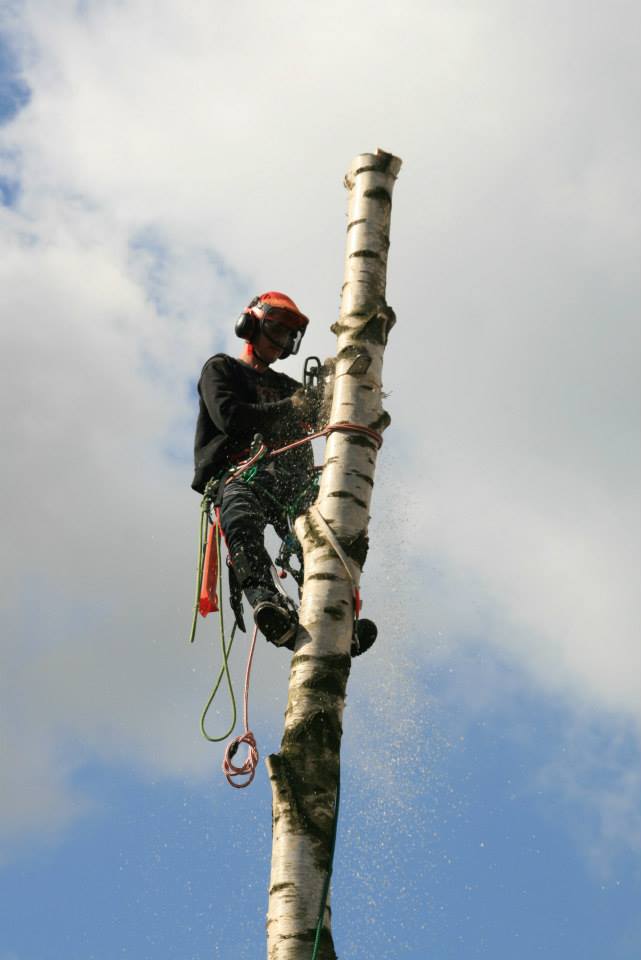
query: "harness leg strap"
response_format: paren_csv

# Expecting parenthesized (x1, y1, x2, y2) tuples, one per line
(227, 557, 246, 633)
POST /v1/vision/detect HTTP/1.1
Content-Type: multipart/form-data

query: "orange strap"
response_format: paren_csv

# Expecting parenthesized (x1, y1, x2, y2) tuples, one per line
(198, 519, 219, 616)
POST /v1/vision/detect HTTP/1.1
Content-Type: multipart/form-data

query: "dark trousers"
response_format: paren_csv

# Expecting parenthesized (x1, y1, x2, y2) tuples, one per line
(219, 464, 303, 607)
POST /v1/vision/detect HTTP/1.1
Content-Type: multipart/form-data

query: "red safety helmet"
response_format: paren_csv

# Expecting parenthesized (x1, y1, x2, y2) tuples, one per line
(235, 291, 309, 358)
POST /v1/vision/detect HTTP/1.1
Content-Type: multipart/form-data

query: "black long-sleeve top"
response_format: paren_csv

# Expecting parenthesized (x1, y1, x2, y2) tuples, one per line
(192, 353, 308, 493)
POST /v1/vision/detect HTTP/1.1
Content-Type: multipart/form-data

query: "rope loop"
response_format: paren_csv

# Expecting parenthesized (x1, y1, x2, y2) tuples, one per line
(222, 730, 259, 788)
(268, 420, 383, 461)
(221, 624, 260, 788)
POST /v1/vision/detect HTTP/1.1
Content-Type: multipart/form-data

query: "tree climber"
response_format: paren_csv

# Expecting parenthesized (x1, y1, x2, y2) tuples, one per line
(192, 292, 320, 649)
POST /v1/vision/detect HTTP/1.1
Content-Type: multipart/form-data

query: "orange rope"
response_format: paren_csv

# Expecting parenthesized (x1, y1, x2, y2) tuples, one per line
(226, 420, 384, 485)
(269, 420, 384, 457)
(222, 626, 260, 788)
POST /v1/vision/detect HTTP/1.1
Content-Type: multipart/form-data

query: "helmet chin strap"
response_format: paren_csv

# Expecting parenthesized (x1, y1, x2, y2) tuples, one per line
(250, 320, 292, 366)
(252, 343, 272, 367)
(244, 340, 276, 368)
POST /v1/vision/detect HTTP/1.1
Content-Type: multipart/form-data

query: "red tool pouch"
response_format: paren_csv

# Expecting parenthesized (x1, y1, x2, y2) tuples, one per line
(199, 520, 219, 616)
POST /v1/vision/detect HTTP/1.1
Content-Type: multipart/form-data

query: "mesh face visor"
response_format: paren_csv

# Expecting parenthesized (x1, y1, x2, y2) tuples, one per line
(260, 306, 308, 356)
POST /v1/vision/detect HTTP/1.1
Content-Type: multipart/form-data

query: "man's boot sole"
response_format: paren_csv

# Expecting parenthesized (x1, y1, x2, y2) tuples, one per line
(254, 600, 297, 649)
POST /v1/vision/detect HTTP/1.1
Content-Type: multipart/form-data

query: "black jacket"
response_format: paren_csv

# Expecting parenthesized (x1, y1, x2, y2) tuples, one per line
(192, 354, 307, 493)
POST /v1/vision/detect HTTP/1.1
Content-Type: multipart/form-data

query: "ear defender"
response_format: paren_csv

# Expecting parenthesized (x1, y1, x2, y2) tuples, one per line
(234, 310, 257, 342)
(234, 296, 261, 342)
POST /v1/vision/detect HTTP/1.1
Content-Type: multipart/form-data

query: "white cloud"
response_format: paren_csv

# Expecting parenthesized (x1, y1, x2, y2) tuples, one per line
(535, 717, 641, 878)
(0, 0, 639, 855)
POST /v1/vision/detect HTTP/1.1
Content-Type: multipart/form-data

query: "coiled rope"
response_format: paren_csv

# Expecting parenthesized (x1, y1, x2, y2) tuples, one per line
(221, 625, 259, 788)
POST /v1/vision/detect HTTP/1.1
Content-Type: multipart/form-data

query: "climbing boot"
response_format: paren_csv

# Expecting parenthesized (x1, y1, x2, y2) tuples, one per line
(351, 618, 377, 657)
(253, 593, 298, 650)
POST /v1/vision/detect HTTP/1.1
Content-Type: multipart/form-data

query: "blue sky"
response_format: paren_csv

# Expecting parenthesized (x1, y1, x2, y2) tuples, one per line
(0, 31, 27, 207)
(1, 2, 639, 958)
(2, 666, 639, 959)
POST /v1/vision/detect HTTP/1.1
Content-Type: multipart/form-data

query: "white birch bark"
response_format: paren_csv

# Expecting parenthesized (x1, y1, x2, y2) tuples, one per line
(266, 149, 402, 960)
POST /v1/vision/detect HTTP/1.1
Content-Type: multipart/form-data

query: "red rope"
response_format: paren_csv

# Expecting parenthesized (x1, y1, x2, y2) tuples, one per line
(226, 420, 384, 485)
(269, 420, 384, 458)
(222, 625, 260, 788)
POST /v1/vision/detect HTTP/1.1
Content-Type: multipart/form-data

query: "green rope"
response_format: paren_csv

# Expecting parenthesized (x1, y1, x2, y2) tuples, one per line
(311, 771, 341, 960)
(187, 505, 209, 645)
(247, 465, 319, 525)
(200, 522, 239, 742)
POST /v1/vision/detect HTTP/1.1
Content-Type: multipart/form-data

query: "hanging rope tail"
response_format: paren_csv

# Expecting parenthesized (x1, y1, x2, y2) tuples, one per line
(195, 515, 258, 787)
(199, 520, 238, 744)
(222, 625, 259, 788)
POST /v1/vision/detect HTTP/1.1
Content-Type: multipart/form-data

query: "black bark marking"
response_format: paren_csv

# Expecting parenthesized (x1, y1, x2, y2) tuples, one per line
(291, 653, 351, 671)
(328, 490, 368, 510)
(353, 152, 396, 175)
(323, 604, 346, 621)
(344, 433, 378, 451)
(315, 549, 342, 563)
(347, 469, 374, 487)
(276, 928, 334, 951)
(304, 513, 326, 549)
(307, 572, 341, 581)
(347, 217, 367, 232)
(270, 881, 295, 895)
(349, 249, 380, 260)
(363, 186, 392, 206)
(301, 669, 347, 698)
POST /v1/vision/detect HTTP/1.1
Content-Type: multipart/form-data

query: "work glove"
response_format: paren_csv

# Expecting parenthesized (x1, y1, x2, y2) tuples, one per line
(291, 384, 323, 428)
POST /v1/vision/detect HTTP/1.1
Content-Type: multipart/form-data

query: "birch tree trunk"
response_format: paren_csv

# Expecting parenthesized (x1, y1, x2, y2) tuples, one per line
(265, 149, 402, 960)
